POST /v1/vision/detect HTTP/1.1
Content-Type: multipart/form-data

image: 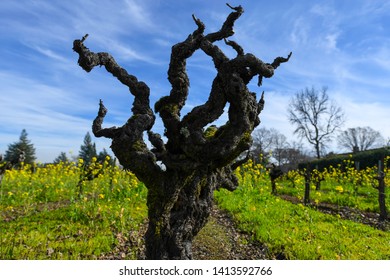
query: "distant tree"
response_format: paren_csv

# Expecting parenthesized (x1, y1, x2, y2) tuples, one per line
(53, 152, 69, 164)
(272, 131, 290, 166)
(251, 127, 277, 163)
(4, 129, 36, 165)
(252, 127, 301, 166)
(288, 86, 344, 159)
(97, 148, 115, 165)
(78, 132, 97, 164)
(252, 128, 301, 166)
(285, 141, 311, 166)
(337, 126, 385, 152)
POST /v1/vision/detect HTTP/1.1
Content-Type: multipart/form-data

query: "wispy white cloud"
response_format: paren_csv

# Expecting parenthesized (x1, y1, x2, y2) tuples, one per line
(122, 0, 156, 30)
(32, 46, 69, 63)
(99, 39, 162, 65)
(334, 94, 390, 135)
(0, 70, 119, 161)
(290, 17, 310, 46)
(1, 0, 390, 162)
(371, 45, 390, 72)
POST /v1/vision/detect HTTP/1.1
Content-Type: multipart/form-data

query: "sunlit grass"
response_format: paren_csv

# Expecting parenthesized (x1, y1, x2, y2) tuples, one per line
(215, 160, 390, 260)
(0, 157, 148, 259)
(1, 155, 389, 260)
(277, 156, 390, 213)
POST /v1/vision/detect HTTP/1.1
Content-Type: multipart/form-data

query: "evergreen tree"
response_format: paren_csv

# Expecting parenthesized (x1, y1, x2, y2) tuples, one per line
(4, 129, 36, 165)
(78, 132, 97, 164)
(97, 148, 115, 165)
(53, 152, 69, 164)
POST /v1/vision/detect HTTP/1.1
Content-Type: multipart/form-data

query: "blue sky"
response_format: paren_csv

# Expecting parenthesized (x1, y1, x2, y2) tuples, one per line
(1, 0, 390, 162)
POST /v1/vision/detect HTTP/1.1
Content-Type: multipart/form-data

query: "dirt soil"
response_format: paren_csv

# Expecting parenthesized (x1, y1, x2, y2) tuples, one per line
(99, 206, 270, 260)
(192, 206, 269, 260)
(100, 197, 389, 260)
(279, 194, 390, 231)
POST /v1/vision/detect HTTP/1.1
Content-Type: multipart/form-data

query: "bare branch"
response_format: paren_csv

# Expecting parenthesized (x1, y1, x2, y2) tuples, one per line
(226, 3, 241, 11)
(81, 33, 89, 43)
(224, 38, 244, 56)
(73, 36, 160, 184)
(337, 126, 384, 152)
(92, 99, 120, 139)
(231, 150, 251, 170)
(178, 39, 290, 168)
(191, 14, 205, 35)
(258, 91, 265, 113)
(73, 4, 291, 260)
(215, 165, 239, 191)
(155, 5, 246, 155)
(205, 4, 244, 42)
(271, 51, 292, 69)
(288, 86, 344, 158)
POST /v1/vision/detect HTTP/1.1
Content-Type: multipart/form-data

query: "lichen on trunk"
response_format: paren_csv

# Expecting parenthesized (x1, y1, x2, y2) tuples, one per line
(73, 3, 291, 259)
(144, 168, 215, 259)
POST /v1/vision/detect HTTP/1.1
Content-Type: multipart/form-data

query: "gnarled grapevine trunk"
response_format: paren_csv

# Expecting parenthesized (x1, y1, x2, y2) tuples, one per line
(145, 169, 213, 259)
(73, 4, 290, 259)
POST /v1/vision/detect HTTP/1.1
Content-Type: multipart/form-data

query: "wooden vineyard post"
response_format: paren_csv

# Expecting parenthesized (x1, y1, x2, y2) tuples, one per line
(313, 164, 323, 191)
(0, 170, 5, 186)
(375, 160, 387, 222)
(269, 163, 283, 195)
(268, 163, 283, 195)
(304, 167, 311, 205)
(0, 155, 12, 186)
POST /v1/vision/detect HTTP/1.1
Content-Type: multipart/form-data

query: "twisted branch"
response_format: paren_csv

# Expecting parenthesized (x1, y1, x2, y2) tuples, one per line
(73, 36, 160, 185)
(155, 4, 244, 152)
(73, 4, 291, 190)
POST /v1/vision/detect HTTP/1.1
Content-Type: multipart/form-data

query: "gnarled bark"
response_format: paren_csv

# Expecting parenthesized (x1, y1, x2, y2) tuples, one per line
(73, 4, 291, 259)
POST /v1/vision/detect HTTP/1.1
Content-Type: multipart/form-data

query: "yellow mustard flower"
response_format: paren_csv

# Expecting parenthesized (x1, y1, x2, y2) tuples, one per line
(335, 186, 344, 193)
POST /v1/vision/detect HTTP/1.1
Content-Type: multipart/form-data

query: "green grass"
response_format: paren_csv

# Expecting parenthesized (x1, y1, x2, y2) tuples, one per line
(2, 207, 111, 259)
(277, 166, 389, 214)
(2, 160, 390, 260)
(215, 175, 390, 260)
(193, 216, 233, 259)
(1, 196, 148, 259)
(0, 162, 148, 260)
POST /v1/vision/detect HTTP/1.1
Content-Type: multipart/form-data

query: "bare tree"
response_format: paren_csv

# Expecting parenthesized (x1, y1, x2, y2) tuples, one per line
(251, 127, 278, 162)
(284, 141, 311, 167)
(272, 131, 290, 166)
(288, 86, 344, 159)
(73, 4, 291, 259)
(337, 126, 385, 152)
(252, 128, 309, 167)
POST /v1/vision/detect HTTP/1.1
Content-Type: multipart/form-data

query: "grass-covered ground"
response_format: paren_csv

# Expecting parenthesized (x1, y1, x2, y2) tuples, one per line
(1, 160, 147, 259)
(215, 187, 390, 259)
(1, 159, 389, 259)
(275, 158, 390, 214)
